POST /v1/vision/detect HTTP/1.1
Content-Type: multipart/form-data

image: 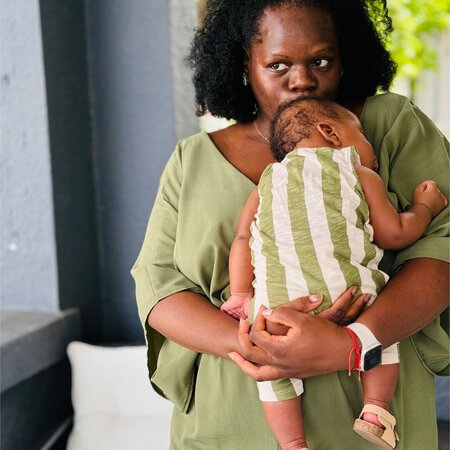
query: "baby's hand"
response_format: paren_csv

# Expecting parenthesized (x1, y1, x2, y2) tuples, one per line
(220, 293, 252, 320)
(413, 180, 448, 217)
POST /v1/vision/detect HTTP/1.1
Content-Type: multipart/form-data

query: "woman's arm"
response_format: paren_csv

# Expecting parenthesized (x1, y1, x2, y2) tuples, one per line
(231, 257, 448, 380)
(149, 290, 241, 359)
(149, 285, 365, 362)
(357, 257, 448, 346)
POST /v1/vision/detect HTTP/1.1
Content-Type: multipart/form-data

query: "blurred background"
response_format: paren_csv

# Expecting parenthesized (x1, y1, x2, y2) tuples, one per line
(1, 1, 449, 449)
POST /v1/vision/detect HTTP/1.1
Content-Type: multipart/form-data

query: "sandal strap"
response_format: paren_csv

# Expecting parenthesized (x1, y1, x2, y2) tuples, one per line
(359, 404, 396, 426)
(359, 404, 399, 448)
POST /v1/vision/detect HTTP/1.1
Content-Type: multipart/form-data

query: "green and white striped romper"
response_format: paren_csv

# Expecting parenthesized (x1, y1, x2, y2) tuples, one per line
(250, 146, 392, 402)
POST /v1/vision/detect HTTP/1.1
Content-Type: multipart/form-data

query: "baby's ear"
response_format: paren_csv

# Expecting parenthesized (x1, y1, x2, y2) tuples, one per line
(316, 121, 342, 148)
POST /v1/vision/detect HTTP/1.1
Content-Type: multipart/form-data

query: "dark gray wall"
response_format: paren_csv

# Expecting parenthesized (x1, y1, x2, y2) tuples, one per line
(86, 1, 178, 342)
(40, 0, 101, 342)
(39, 0, 199, 343)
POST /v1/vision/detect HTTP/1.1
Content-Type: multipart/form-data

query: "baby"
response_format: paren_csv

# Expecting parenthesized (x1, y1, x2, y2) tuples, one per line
(221, 96, 447, 450)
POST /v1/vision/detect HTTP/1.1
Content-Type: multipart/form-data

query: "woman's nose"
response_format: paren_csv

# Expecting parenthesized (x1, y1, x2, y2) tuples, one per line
(288, 66, 317, 92)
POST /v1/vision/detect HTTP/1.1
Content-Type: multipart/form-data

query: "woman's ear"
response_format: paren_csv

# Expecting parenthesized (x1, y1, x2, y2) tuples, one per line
(316, 121, 342, 148)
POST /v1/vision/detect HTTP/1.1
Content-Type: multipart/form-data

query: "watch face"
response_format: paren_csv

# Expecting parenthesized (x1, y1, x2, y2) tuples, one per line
(364, 346, 382, 371)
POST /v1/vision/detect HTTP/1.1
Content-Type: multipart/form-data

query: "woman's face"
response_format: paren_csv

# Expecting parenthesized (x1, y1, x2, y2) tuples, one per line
(246, 4, 342, 121)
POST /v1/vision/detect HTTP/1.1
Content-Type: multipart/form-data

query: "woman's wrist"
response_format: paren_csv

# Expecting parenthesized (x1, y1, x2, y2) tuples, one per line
(351, 259, 449, 348)
(333, 325, 359, 372)
(312, 322, 358, 375)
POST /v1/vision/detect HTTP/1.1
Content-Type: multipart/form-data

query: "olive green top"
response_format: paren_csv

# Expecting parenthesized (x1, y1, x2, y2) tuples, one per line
(131, 93, 449, 450)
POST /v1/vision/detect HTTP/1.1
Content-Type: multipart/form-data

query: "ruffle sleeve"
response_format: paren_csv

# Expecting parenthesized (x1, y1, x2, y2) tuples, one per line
(131, 143, 204, 410)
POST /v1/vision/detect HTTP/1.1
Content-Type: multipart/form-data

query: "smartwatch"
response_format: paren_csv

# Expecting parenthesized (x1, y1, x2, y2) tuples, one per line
(346, 322, 382, 371)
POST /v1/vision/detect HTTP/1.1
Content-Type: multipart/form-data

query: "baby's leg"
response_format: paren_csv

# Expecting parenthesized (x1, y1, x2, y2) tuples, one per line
(361, 363, 399, 427)
(262, 397, 308, 450)
(354, 362, 399, 448)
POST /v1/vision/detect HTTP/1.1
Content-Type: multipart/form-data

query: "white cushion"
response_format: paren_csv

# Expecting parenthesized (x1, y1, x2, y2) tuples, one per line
(67, 416, 171, 450)
(66, 341, 171, 450)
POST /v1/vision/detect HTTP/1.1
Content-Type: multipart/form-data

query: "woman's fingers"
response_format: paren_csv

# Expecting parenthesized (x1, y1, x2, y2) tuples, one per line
(242, 297, 322, 361)
(315, 286, 370, 325)
(228, 351, 281, 381)
(234, 290, 365, 380)
(237, 315, 273, 365)
(248, 308, 305, 355)
(278, 294, 323, 313)
(237, 317, 252, 352)
(317, 286, 355, 323)
(238, 309, 293, 365)
(234, 309, 350, 379)
(339, 294, 370, 326)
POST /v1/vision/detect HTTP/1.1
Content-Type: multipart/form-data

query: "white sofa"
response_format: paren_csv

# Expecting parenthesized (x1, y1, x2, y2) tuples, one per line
(66, 342, 172, 450)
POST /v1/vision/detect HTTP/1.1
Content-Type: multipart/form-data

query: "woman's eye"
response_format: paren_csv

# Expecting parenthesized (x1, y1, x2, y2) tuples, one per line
(269, 62, 288, 71)
(313, 59, 329, 68)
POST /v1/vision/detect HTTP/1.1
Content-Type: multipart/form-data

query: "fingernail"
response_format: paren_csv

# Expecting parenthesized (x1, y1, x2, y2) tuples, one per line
(262, 308, 273, 316)
(364, 294, 372, 303)
(239, 318, 244, 325)
(308, 294, 322, 302)
(228, 352, 236, 362)
(351, 286, 357, 295)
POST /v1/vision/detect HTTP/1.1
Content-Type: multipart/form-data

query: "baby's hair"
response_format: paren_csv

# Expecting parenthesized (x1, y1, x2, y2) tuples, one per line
(270, 96, 342, 161)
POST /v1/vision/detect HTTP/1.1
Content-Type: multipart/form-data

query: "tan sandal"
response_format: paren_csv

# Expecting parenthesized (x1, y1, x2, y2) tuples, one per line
(353, 404, 399, 449)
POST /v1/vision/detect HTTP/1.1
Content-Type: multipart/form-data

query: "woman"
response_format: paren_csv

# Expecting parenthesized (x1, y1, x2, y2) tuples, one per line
(132, 1, 449, 448)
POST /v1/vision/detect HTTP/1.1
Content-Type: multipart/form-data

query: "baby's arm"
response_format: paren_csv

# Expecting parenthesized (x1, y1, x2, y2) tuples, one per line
(221, 187, 260, 320)
(356, 166, 448, 250)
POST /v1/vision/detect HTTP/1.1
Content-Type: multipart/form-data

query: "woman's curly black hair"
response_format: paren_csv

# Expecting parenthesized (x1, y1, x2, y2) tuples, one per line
(188, 0, 397, 123)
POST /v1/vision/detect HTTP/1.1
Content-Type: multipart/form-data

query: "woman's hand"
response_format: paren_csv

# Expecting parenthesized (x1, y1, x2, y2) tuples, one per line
(318, 287, 370, 326)
(229, 287, 369, 381)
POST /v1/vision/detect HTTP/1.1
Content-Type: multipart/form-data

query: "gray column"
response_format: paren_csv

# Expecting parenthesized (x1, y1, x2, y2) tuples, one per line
(86, 0, 199, 341)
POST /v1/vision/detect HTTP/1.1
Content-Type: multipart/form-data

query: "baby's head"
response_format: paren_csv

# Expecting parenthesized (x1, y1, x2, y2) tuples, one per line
(270, 96, 377, 170)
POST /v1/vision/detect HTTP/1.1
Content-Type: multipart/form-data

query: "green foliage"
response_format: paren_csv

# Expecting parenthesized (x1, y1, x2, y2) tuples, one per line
(385, 0, 450, 96)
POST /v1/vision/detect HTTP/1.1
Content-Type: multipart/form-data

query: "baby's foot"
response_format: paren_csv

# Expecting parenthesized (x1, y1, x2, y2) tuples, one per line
(354, 404, 398, 449)
(362, 412, 384, 429)
(281, 438, 308, 450)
